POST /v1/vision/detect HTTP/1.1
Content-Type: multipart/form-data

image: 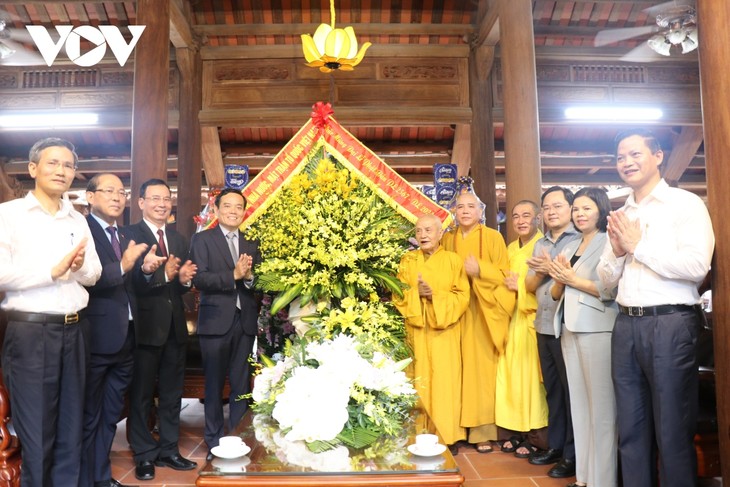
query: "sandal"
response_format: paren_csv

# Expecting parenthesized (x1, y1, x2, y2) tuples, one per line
(474, 441, 493, 453)
(498, 435, 523, 453)
(514, 439, 538, 459)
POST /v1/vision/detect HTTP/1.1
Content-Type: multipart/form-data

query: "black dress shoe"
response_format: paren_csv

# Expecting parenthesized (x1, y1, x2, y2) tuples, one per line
(94, 479, 139, 487)
(155, 453, 198, 471)
(528, 448, 563, 465)
(206, 450, 214, 462)
(548, 458, 577, 478)
(135, 460, 155, 481)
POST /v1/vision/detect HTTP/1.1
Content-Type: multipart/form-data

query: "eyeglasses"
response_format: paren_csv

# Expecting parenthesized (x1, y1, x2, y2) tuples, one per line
(43, 160, 77, 171)
(542, 203, 567, 212)
(144, 196, 172, 204)
(94, 188, 127, 198)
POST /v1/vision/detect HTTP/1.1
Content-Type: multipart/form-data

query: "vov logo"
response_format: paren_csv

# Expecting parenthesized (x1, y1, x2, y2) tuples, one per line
(26, 25, 146, 67)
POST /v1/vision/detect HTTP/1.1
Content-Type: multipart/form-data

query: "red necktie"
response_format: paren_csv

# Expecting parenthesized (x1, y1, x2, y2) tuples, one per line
(157, 229, 168, 257)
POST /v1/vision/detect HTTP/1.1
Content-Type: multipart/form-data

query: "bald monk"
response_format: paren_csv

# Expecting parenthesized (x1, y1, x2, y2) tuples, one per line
(395, 215, 470, 453)
(441, 192, 514, 453)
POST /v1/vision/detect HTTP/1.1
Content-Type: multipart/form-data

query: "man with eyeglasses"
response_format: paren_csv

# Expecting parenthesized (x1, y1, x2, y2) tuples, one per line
(0, 137, 102, 487)
(524, 186, 580, 479)
(80, 173, 165, 487)
(123, 178, 198, 481)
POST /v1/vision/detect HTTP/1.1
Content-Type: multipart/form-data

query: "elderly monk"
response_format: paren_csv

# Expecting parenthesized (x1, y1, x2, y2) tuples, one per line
(441, 192, 514, 453)
(395, 214, 470, 454)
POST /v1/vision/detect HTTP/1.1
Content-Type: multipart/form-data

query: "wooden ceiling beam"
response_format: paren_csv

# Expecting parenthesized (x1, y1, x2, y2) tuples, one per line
(200, 106, 473, 127)
(200, 44, 470, 60)
(169, 0, 196, 49)
(195, 23, 474, 37)
(663, 126, 704, 183)
(473, 0, 500, 48)
(201, 126, 225, 187)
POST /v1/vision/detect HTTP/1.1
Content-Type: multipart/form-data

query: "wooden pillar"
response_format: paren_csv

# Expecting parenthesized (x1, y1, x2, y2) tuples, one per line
(175, 47, 202, 240)
(469, 45, 498, 230)
(697, 0, 730, 481)
(498, 0, 542, 242)
(130, 0, 170, 222)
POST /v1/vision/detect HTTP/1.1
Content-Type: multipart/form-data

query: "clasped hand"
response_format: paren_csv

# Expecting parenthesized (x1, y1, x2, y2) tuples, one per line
(233, 253, 254, 281)
(164, 254, 197, 283)
(52, 237, 88, 279)
(547, 253, 575, 285)
(606, 210, 642, 257)
(417, 273, 433, 300)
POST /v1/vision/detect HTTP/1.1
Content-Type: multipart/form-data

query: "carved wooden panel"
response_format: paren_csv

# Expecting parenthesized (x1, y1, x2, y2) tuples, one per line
(536, 64, 571, 82)
(202, 57, 467, 114)
(647, 66, 701, 85)
(101, 70, 136, 87)
(0, 74, 18, 90)
(60, 90, 134, 108)
(613, 86, 700, 105)
(0, 93, 56, 109)
(538, 85, 610, 103)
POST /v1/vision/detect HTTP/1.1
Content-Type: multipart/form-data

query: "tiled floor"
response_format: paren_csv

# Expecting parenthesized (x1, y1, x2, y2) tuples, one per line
(108, 401, 722, 487)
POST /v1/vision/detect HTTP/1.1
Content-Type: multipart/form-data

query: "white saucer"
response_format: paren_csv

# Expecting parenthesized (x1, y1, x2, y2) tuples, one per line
(211, 443, 251, 459)
(407, 443, 447, 457)
(212, 456, 251, 472)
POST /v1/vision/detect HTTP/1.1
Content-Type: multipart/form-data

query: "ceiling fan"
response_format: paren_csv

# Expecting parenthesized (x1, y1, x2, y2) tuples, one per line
(0, 15, 43, 66)
(594, 1, 698, 63)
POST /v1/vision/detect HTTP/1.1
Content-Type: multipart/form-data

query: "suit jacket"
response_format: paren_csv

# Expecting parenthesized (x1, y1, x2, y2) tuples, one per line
(85, 215, 137, 354)
(121, 221, 191, 347)
(553, 231, 618, 336)
(189, 227, 261, 336)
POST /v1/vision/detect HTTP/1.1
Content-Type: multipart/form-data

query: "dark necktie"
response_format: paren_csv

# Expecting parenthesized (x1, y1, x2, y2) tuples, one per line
(157, 229, 168, 257)
(106, 226, 122, 260)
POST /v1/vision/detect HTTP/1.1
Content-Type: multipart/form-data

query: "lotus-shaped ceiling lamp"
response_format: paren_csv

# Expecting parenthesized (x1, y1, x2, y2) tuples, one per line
(301, 0, 371, 73)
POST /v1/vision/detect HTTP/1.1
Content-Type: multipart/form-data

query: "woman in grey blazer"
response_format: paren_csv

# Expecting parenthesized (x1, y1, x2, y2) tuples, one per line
(549, 187, 618, 487)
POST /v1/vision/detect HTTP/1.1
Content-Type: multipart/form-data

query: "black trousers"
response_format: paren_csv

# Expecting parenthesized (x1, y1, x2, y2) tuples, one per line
(536, 332, 575, 461)
(2, 318, 88, 487)
(79, 322, 135, 486)
(128, 323, 187, 463)
(199, 311, 255, 449)
(612, 309, 700, 487)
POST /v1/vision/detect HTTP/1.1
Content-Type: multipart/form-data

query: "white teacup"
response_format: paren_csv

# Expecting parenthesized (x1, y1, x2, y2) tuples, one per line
(219, 435, 244, 450)
(415, 433, 439, 449)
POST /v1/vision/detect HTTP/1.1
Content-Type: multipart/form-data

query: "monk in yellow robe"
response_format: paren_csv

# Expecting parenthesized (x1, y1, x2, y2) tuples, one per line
(395, 215, 470, 450)
(495, 200, 548, 456)
(441, 192, 514, 453)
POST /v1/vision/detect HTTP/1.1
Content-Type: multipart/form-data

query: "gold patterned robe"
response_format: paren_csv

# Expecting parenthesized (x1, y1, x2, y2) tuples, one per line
(395, 246, 470, 445)
(441, 225, 514, 443)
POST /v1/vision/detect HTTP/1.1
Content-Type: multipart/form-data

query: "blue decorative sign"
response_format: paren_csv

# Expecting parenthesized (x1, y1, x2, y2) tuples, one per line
(433, 163, 458, 185)
(224, 164, 249, 190)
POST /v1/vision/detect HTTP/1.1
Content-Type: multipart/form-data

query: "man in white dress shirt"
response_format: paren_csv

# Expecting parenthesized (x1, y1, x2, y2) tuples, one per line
(598, 128, 715, 487)
(0, 137, 102, 487)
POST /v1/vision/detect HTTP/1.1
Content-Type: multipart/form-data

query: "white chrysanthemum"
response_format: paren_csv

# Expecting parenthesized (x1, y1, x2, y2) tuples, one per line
(272, 366, 350, 442)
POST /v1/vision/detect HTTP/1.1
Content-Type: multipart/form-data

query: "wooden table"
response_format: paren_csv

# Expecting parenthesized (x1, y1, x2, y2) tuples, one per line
(196, 410, 464, 486)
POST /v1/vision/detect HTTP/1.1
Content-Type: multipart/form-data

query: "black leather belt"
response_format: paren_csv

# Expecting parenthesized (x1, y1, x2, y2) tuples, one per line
(618, 304, 697, 317)
(6, 310, 86, 325)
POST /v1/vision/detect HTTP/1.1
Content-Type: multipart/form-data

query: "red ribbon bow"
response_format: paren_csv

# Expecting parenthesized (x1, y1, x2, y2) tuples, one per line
(311, 102, 334, 130)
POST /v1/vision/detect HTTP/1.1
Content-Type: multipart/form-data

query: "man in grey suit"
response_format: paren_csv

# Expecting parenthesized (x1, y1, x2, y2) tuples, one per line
(524, 186, 581, 478)
(188, 188, 261, 460)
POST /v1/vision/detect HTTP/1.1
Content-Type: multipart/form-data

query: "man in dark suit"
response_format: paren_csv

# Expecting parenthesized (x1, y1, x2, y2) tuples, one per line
(123, 178, 198, 481)
(81, 173, 165, 487)
(189, 188, 261, 460)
